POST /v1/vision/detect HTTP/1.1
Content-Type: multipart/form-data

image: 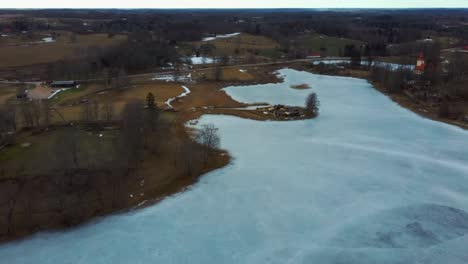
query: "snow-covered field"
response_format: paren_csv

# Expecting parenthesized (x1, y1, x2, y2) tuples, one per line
(2, 69, 468, 264)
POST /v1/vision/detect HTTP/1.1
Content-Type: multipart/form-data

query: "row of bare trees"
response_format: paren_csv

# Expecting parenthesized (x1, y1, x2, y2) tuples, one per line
(370, 66, 413, 94)
(81, 100, 115, 123)
(6, 100, 54, 130)
(0, 105, 17, 148)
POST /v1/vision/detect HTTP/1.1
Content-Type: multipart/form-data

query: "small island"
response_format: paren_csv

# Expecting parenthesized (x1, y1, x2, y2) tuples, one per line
(251, 93, 319, 121)
(290, 83, 311, 90)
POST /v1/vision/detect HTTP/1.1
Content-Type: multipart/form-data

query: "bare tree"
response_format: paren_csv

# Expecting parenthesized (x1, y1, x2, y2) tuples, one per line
(31, 101, 41, 127)
(213, 61, 223, 81)
(119, 100, 145, 168)
(81, 100, 99, 123)
(305, 92, 320, 116)
(41, 100, 52, 128)
(69, 33, 77, 43)
(196, 124, 220, 163)
(219, 55, 230, 66)
(0, 105, 17, 147)
(173, 62, 181, 82)
(102, 101, 114, 122)
(146, 92, 156, 109)
(53, 127, 80, 169)
(91, 100, 100, 122)
(112, 68, 131, 90)
(197, 124, 220, 149)
(19, 100, 40, 128)
(177, 140, 203, 178)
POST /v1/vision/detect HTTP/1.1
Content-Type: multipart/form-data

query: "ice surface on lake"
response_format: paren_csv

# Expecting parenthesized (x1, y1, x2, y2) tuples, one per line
(2, 69, 468, 264)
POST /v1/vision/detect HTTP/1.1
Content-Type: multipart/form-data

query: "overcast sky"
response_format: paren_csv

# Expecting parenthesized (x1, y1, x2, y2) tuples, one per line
(0, 0, 467, 9)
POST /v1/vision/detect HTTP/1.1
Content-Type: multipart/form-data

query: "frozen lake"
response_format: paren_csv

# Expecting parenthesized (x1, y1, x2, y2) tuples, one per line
(2, 69, 468, 263)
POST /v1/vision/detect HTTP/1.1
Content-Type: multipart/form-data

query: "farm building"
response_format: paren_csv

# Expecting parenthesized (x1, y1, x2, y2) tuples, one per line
(49, 81, 77, 88)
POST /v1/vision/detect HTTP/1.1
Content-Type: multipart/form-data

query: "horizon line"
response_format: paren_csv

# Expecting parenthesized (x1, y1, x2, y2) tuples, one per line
(1, 7, 468, 10)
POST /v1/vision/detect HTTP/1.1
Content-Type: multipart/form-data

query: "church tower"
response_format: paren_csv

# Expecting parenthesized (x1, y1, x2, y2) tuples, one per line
(415, 52, 425, 75)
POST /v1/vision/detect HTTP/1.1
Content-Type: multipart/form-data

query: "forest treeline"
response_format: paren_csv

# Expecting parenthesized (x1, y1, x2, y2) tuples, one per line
(2, 9, 467, 80)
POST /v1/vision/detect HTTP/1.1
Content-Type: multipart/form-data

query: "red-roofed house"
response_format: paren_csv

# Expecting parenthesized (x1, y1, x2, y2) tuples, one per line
(307, 53, 321, 59)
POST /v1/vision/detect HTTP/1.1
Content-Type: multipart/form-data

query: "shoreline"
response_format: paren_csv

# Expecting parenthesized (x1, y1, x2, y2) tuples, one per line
(371, 82, 468, 130)
(0, 65, 315, 244)
(289, 63, 468, 130)
(6, 62, 456, 244)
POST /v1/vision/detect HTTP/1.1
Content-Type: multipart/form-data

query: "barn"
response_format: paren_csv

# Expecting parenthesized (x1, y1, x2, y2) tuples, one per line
(49, 81, 77, 88)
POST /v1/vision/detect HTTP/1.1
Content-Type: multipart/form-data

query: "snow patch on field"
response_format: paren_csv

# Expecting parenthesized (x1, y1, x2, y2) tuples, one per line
(48, 88, 69, 99)
(165, 85, 191, 108)
(152, 73, 192, 82)
(202, 32, 240, 41)
(41, 37, 55, 43)
(189, 56, 214, 65)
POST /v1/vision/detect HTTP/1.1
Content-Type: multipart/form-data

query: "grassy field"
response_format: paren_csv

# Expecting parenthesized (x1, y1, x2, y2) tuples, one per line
(0, 128, 118, 178)
(0, 31, 127, 68)
(190, 33, 280, 56)
(52, 85, 90, 105)
(296, 33, 364, 57)
(194, 67, 254, 81)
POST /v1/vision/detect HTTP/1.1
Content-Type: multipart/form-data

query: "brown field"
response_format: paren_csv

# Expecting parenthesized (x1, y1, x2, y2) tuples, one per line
(0, 32, 127, 68)
(194, 67, 254, 81)
(0, 84, 18, 105)
(52, 82, 185, 122)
